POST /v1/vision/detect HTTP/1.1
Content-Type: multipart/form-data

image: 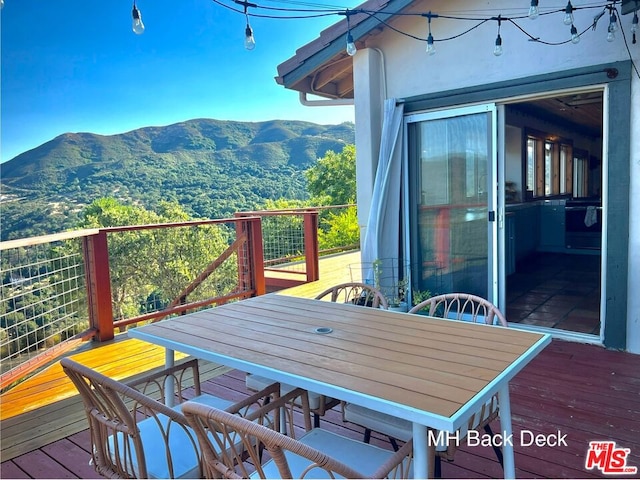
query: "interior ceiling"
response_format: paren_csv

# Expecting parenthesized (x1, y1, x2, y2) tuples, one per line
(512, 91, 604, 137)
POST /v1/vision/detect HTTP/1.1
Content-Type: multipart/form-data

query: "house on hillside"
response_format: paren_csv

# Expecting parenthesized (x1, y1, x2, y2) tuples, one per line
(275, 0, 639, 353)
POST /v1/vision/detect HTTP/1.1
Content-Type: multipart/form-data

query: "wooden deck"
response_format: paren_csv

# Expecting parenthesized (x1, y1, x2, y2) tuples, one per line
(0, 251, 362, 461)
(2, 340, 639, 479)
(2, 251, 640, 478)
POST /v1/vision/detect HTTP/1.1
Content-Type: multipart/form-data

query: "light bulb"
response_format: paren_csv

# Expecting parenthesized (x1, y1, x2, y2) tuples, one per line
(570, 25, 580, 44)
(346, 32, 357, 56)
(609, 12, 618, 32)
(607, 24, 615, 42)
(494, 34, 503, 56)
(563, 1, 574, 26)
(529, 0, 539, 20)
(132, 4, 145, 35)
(244, 25, 256, 50)
(0, 0, 4, 9)
(426, 33, 435, 55)
(631, 12, 638, 34)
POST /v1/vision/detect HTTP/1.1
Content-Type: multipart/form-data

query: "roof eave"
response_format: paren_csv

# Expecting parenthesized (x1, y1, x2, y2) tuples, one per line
(275, 0, 417, 99)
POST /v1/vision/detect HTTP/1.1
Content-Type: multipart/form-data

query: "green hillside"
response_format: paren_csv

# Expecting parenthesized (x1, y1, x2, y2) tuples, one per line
(0, 119, 355, 241)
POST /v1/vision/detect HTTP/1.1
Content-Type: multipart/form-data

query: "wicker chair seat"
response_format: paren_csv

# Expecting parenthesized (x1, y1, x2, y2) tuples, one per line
(256, 428, 412, 479)
(105, 394, 237, 478)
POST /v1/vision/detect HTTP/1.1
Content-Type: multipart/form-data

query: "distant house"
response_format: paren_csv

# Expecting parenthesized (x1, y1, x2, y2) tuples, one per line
(275, 0, 639, 353)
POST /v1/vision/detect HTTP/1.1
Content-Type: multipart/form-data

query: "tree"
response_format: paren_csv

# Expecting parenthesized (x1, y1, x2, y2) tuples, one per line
(304, 145, 359, 251)
(79, 198, 234, 323)
(305, 144, 356, 205)
(318, 206, 359, 251)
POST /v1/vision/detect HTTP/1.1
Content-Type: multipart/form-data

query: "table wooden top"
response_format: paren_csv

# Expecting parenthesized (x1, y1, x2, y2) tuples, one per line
(130, 294, 551, 431)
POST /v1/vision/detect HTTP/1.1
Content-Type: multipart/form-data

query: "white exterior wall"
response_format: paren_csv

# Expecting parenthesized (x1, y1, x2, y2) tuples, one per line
(351, 0, 639, 352)
(353, 49, 385, 242)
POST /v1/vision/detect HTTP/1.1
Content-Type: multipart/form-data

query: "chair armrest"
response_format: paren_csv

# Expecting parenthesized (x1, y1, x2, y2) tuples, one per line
(370, 437, 414, 479)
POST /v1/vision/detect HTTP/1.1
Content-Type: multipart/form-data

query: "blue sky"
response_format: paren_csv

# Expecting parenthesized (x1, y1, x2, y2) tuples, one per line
(0, 0, 357, 163)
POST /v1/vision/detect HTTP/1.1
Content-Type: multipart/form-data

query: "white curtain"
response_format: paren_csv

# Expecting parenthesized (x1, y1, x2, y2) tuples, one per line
(361, 98, 405, 286)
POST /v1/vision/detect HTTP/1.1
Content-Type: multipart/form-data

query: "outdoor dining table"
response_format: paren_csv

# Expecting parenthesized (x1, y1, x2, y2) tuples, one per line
(129, 293, 551, 479)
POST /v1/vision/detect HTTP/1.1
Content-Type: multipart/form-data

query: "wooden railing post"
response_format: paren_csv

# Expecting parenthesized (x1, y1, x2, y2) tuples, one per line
(236, 216, 266, 296)
(83, 230, 115, 341)
(303, 211, 320, 282)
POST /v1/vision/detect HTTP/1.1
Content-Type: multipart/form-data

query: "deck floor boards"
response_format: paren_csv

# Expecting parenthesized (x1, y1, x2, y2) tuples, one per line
(2, 339, 639, 478)
(2, 251, 639, 478)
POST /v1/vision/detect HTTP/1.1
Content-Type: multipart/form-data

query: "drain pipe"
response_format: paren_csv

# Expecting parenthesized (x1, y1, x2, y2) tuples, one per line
(299, 91, 354, 107)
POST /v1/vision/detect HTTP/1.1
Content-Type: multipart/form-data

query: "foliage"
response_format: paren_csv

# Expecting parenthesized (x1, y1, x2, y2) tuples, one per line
(1, 119, 355, 241)
(79, 198, 234, 322)
(305, 144, 356, 206)
(411, 289, 432, 306)
(318, 206, 359, 251)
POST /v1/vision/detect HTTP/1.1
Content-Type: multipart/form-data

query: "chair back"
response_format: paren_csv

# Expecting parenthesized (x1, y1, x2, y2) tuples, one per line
(61, 357, 199, 479)
(315, 282, 388, 309)
(408, 292, 507, 326)
(183, 400, 368, 479)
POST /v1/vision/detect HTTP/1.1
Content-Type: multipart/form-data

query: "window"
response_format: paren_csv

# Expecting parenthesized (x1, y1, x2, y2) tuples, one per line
(525, 130, 573, 199)
(573, 149, 589, 197)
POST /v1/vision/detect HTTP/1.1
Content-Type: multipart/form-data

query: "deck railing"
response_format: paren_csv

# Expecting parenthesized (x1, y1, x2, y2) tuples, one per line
(0, 206, 356, 390)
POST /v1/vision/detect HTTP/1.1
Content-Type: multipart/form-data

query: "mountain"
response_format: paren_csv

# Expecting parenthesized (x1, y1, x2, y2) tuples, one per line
(0, 119, 355, 241)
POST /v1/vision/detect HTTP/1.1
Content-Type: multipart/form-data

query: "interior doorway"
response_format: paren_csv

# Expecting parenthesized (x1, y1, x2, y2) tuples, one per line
(502, 90, 603, 338)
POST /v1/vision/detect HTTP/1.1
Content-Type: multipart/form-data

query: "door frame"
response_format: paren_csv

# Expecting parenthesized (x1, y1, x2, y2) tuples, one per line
(401, 61, 632, 349)
(403, 103, 500, 307)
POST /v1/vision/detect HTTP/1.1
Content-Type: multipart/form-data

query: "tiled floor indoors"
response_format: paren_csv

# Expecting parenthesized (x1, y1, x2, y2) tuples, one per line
(506, 252, 601, 334)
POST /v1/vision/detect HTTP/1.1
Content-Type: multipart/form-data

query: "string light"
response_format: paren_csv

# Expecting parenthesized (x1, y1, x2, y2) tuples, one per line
(245, 23, 256, 49)
(609, 8, 618, 32)
(132, 1, 145, 35)
(494, 15, 504, 56)
(607, 6, 618, 41)
(563, 1, 574, 26)
(345, 11, 357, 56)
(236, 0, 256, 50)
(130, 0, 638, 77)
(425, 12, 437, 56)
(528, 0, 540, 20)
(570, 24, 581, 43)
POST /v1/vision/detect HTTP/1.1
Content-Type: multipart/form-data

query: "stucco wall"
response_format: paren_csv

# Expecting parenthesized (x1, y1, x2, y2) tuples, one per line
(351, 0, 639, 352)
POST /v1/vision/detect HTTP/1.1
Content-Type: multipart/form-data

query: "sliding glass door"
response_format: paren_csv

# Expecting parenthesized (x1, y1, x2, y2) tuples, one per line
(405, 105, 499, 304)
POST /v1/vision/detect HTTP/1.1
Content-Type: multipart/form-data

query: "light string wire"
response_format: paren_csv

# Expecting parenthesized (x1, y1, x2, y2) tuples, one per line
(208, 0, 637, 76)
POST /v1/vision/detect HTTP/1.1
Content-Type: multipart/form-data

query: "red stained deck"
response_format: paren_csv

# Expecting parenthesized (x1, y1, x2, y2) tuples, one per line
(2, 339, 639, 479)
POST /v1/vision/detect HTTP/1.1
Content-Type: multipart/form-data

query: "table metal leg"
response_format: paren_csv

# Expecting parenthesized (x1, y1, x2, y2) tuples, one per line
(164, 349, 175, 407)
(499, 384, 515, 479)
(413, 423, 431, 478)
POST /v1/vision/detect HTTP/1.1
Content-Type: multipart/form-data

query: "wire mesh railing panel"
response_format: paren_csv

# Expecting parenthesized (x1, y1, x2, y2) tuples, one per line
(261, 215, 306, 273)
(0, 240, 89, 374)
